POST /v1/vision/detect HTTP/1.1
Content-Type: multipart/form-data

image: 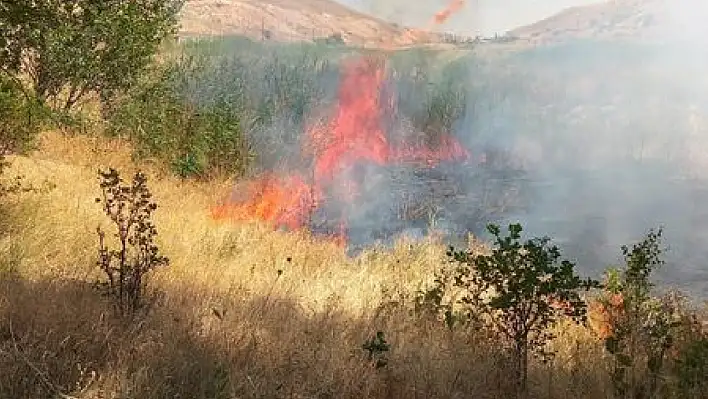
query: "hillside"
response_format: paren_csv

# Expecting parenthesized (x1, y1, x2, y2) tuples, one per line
(179, 0, 439, 47)
(4, 1, 708, 397)
(509, 0, 706, 45)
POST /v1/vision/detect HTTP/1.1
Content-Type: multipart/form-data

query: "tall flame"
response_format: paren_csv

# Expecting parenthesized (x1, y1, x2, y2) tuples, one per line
(210, 1, 470, 245)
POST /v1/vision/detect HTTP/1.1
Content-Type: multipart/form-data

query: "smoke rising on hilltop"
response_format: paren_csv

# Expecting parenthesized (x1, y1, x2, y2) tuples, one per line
(455, 37, 708, 297)
(343, 0, 602, 35)
(187, 1, 708, 299)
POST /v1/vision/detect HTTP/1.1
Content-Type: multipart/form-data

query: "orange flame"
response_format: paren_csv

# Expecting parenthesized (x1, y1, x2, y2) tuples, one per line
(309, 57, 390, 186)
(431, 0, 466, 26)
(210, 174, 318, 231)
(210, 5, 471, 246)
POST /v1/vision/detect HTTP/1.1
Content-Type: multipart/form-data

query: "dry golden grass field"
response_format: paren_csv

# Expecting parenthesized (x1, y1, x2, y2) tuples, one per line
(0, 130, 624, 398)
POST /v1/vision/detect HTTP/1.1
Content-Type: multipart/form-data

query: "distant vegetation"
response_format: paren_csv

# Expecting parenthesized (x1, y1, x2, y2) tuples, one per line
(107, 35, 474, 179)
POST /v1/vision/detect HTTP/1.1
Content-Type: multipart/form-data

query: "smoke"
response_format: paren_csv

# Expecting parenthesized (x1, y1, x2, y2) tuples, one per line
(188, 2, 708, 298)
(336, 0, 708, 298)
(344, 0, 603, 35)
(449, 28, 708, 297)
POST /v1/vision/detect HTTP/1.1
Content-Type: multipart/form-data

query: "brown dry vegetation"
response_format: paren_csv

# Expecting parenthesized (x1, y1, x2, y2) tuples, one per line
(179, 0, 441, 47)
(0, 130, 625, 398)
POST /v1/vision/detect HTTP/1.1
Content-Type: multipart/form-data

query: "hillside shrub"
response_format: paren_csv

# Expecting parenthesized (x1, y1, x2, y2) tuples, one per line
(107, 59, 251, 179)
(421, 223, 600, 395)
(314, 33, 345, 46)
(95, 168, 169, 316)
(598, 228, 667, 398)
(673, 334, 708, 398)
(596, 228, 708, 399)
(109, 39, 338, 178)
(0, 75, 52, 204)
(0, 75, 44, 155)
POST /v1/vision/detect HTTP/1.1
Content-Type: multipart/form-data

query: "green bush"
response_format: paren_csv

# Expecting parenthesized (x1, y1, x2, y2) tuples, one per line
(108, 39, 339, 178)
(107, 59, 251, 179)
(0, 76, 44, 155)
(673, 336, 708, 398)
(599, 228, 674, 399)
(0, 0, 182, 112)
(421, 223, 600, 395)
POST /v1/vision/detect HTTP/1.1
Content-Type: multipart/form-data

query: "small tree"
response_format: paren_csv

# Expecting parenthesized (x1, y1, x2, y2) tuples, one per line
(598, 228, 686, 399)
(95, 168, 168, 316)
(446, 223, 599, 394)
(0, 0, 183, 111)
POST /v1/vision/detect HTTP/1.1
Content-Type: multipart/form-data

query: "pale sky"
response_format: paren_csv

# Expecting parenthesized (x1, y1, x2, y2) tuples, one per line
(338, 0, 605, 35)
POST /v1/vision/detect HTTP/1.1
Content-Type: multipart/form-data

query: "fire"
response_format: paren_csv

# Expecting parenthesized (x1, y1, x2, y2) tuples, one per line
(431, 0, 466, 26)
(588, 293, 626, 340)
(210, 174, 318, 231)
(309, 56, 390, 186)
(210, 2, 471, 245)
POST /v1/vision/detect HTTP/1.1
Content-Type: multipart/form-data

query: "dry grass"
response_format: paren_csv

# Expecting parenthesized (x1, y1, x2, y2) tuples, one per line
(0, 131, 618, 398)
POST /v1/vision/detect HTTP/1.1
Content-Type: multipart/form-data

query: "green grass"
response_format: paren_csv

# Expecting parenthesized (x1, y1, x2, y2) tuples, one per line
(106, 36, 473, 179)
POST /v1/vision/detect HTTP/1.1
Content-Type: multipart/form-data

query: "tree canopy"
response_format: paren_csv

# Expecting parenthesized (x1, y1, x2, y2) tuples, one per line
(0, 0, 183, 111)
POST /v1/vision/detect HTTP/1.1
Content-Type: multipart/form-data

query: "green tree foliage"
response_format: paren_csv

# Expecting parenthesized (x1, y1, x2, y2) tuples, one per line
(0, 75, 51, 200)
(600, 229, 667, 398)
(0, 0, 183, 111)
(673, 334, 708, 398)
(0, 75, 43, 155)
(106, 58, 251, 179)
(443, 223, 600, 394)
(598, 228, 708, 399)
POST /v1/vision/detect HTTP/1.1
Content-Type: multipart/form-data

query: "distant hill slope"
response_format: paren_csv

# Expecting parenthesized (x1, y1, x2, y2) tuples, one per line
(508, 0, 707, 45)
(179, 0, 440, 47)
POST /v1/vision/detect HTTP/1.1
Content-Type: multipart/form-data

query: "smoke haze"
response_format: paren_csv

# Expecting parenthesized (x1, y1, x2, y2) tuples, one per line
(338, 0, 603, 35)
(188, 1, 708, 299)
(443, 0, 708, 297)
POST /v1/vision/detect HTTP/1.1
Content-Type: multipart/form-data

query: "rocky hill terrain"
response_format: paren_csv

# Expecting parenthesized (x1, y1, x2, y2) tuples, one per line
(509, 0, 707, 45)
(179, 0, 441, 47)
(179, 0, 708, 51)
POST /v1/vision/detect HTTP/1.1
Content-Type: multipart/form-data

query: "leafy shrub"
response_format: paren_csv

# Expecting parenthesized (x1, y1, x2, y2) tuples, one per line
(95, 168, 169, 316)
(0, 75, 52, 200)
(598, 228, 671, 398)
(107, 59, 251, 179)
(0, 75, 44, 155)
(673, 335, 708, 398)
(423, 223, 600, 394)
(0, 0, 182, 112)
(597, 227, 708, 399)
